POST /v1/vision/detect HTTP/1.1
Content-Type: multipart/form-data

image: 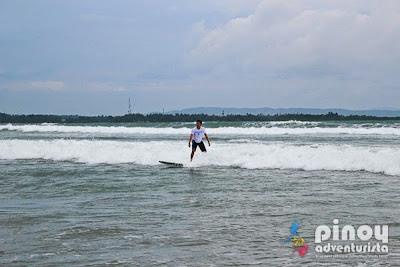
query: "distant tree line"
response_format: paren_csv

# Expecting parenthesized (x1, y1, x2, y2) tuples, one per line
(0, 111, 399, 123)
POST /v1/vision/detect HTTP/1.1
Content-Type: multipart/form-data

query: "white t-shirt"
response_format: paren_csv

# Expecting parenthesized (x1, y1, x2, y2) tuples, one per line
(191, 126, 206, 143)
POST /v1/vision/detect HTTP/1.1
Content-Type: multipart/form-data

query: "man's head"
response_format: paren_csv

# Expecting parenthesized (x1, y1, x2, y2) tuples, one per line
(196, 120, 202, 128)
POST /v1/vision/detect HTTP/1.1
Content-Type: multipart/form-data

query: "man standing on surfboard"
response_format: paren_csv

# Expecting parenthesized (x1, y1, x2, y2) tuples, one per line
(188, 120, 210, 161)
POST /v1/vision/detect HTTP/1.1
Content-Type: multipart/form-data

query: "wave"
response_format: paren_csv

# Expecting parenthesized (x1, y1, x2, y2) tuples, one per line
(1, 139, 399, 176)
(246, 120, 321, 126)
(1, 124, 400, 136)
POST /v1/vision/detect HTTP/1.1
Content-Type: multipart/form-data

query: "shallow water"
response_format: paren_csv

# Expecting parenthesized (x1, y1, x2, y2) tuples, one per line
(1, 121, 399, 265)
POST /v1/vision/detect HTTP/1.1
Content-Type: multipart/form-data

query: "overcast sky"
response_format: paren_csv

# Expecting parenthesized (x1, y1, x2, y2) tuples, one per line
(0, 0, 399, 115)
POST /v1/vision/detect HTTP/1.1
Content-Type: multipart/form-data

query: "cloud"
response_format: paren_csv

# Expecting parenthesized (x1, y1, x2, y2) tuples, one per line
(188, 0, 400, 80)
(30, 80, 65, 91)
(0, 80, 65, 92)
(116, 86, 127, 92)
(84, 82, 129, 92)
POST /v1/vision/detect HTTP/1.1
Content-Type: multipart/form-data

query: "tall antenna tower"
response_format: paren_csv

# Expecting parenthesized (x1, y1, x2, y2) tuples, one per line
(128, 97, 132, 114)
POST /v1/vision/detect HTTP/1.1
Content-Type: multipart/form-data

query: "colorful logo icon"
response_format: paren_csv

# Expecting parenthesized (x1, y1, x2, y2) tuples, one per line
(283, 222, 308, 257)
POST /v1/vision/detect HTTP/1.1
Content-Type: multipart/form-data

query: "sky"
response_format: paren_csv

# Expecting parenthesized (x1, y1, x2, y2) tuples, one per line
(0, 0, 399, 115)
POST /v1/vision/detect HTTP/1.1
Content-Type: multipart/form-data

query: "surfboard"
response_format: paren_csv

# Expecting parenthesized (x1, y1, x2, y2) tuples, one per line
(159, 161, 184, 167)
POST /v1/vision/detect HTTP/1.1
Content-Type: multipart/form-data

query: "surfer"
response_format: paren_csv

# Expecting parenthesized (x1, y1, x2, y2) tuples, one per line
(189, 120, 210, 161)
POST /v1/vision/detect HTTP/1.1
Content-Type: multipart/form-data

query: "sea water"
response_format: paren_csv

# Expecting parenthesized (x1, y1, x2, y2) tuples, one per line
(0, 121, 399, 265)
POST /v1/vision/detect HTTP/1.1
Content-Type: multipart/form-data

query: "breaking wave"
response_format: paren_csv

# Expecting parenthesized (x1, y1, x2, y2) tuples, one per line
(1, 124, 400, 136)
(1, 139, 399, 176)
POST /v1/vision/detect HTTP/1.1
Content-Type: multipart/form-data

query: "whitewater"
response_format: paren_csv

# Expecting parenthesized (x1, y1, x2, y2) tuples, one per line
(1, 122, 400, 135)
(1, 139, 399, 176)
(0, 121, 399, 175)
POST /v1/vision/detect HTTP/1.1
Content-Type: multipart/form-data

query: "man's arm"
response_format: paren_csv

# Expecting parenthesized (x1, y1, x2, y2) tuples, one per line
(204, 133, 210, 146)
(188, 134, 193, 147)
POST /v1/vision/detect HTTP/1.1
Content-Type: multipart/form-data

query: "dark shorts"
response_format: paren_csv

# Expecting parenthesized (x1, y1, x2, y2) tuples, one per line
(192, 140, 206, 152)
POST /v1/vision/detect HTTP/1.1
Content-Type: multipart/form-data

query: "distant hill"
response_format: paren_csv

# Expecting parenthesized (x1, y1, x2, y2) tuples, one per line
(167, 107, 400, 117)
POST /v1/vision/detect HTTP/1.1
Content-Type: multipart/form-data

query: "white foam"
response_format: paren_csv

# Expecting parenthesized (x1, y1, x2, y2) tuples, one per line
(1, 124, 400, 136)
(1, 139, 399, 176)
(265, 120, 321, 125)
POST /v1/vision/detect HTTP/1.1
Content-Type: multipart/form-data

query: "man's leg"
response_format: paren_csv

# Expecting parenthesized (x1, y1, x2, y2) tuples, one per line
(191, 141, 197, 161)
(199, 141, 207, 152)
(191, 148, 196, 161)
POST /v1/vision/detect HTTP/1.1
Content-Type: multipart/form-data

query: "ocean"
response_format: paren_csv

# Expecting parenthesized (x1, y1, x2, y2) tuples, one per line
(1, 121, 399, 266)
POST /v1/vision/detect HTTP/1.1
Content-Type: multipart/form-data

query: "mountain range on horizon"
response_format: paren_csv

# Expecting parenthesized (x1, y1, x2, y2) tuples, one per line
(166, 107, 400, 117)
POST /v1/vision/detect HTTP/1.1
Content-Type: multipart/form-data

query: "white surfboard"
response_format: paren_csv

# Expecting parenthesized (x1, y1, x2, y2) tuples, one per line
(159, 161, 184, 167)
